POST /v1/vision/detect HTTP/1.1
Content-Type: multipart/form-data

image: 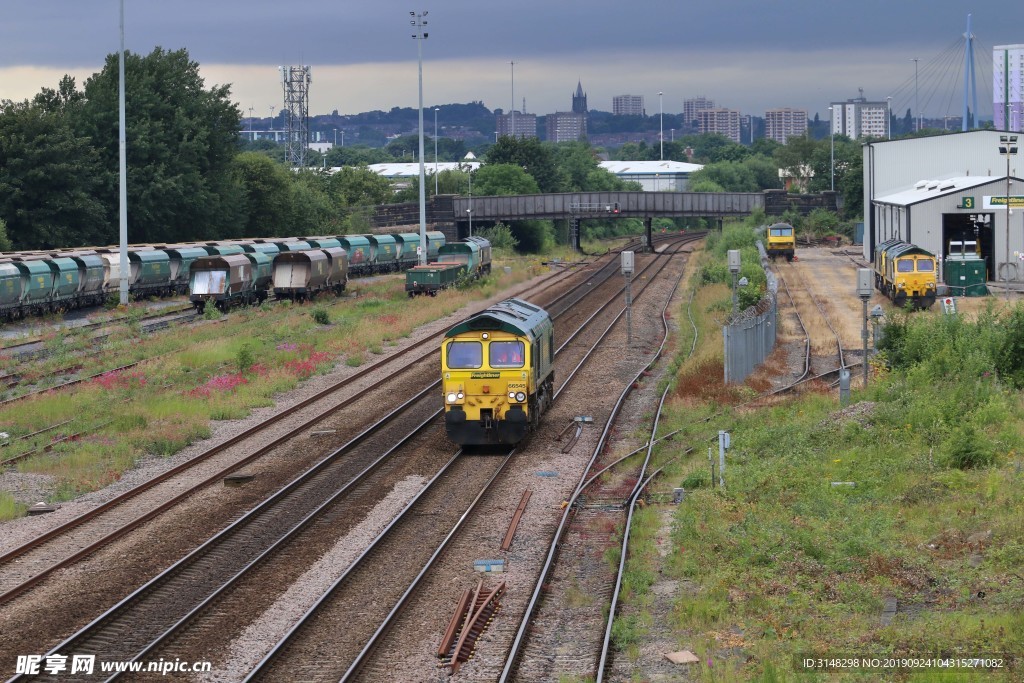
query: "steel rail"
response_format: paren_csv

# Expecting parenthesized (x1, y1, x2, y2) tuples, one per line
(0, 266, 580, 603)
(499, 238, 693, 682)
(104, 402, 445, 682)
(7, 383, 445, 683)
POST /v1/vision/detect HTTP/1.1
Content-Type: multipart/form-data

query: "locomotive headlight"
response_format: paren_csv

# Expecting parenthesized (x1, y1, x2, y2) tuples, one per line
(515, 391, 526, 402)
(447, 392, 458, 403)
(508, 391, 516, 400)
(457, 392, 464, 399)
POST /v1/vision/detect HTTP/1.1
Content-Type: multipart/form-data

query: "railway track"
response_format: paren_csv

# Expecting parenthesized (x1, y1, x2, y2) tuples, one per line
(0, 267, 583, 608)
(498, 245, 691, 683)
(0, 236, 696, 679)
(0, 308, 201, 407)
(339, 238, 698, 683)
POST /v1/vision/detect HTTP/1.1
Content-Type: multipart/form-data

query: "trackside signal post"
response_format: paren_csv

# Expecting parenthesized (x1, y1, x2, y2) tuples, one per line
(857, 268, 872, 387)
(728, 250, 741, 314)
(621, 251, 634, 345)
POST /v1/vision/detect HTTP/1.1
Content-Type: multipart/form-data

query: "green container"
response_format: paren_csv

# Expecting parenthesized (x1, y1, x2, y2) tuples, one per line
(405, 262, 465, 295)
(944, 257, 988, 297)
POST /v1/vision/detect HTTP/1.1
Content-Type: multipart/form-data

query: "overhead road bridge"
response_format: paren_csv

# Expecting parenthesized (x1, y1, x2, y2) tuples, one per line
(369, 190, 839, 250)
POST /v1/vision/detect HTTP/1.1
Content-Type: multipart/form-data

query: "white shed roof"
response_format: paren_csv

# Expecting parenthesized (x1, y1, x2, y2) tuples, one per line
(599, 160, 703, 174)
(365, 159, 702, 179)
(367, 162, 480, 178)
(874, 175, 1001, 207)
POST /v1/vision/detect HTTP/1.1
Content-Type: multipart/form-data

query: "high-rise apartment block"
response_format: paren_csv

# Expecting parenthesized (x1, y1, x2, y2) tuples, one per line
(683, 97, 715, 127)
(496, 111, 538, 139)
(613, 95, 645, 116)
(765, 108, 808, 144)
(546, 112, 587, 143)
(697, 108, 741, 143)
(993, 44, 1024, 131)
(830, 97, 889, 139)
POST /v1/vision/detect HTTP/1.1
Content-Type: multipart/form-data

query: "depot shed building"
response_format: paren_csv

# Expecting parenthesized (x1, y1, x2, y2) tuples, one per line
(864, 130, 1022, 288)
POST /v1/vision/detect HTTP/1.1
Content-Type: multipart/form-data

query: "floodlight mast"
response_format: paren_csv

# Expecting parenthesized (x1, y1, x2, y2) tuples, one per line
(411, 11, 429, 266)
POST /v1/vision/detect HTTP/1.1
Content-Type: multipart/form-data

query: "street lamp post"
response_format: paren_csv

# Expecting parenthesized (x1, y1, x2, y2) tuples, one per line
(658, 91, 664, 160)
(467, 209, 473, 237)
(886, 96, 891, 139)
(334, 128, 338, 147)
(117, 0, 128, 305)
(411, 11, 429, 266)
(434, 107, 439, 195)
(999, 134, 1018, 301)
(510, 61, 515, 138)
(828, 106, 835, 191)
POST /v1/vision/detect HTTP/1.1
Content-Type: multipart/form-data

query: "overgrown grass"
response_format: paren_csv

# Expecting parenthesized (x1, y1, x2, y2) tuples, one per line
(0, 492, 25, 522)
(0, 261, 540, 511)
(613, 237, 1024, 680)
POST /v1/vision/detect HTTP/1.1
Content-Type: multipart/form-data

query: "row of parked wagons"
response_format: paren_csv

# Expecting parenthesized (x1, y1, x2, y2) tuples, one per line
(0, 231, 448, 320)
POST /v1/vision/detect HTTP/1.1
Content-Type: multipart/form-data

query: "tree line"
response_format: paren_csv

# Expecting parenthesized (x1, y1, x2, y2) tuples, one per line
(1, 47, 871, 253)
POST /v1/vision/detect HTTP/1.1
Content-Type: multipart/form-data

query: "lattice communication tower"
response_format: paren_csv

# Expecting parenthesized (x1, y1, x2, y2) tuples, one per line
(280, 65, 312, 167)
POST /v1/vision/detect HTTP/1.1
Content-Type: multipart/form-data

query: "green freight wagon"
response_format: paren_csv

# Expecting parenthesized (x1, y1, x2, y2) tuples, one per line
(368, 234, 399, 273)
(243, 252, 273, 300)
(203, 244, 245, 256)
(405, 262, 467, 297)
(13, 259, 55, 314)
(0, 262, 24, 319)
(274, 241, 313, 252)
(338, 235, 373, 276)
(241, 242, 282, 259)
(393, 233, 420, 269)
(426, 230, 446, 260)
(305, 237, 342, 250)
(45, 257, 81, 309)
(128, 250, 173, 297)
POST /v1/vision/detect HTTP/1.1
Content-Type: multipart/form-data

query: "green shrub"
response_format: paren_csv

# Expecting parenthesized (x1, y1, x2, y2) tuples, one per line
(942, 424, 995, 470)
(312, 308, 330, 325)
(236, 343, 255, 373)
(680, 470, 710, 489)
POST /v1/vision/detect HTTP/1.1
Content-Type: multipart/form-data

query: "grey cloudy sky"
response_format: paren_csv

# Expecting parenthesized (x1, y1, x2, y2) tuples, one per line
(0, 2, 1019, 122)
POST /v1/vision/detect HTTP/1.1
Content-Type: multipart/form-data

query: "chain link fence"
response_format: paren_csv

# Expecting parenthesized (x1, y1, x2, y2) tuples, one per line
(723, 242, 778, 384)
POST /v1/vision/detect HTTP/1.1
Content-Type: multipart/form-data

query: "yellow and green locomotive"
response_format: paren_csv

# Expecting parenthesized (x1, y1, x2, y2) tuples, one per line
(766, 222, 796, 261)
(873, 238, 937, 309)
(442, 297, 555, 445)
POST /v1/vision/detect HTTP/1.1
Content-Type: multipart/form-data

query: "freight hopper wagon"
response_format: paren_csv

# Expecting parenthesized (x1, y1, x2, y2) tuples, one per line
(188, 254, 269, 313)
(442, 298, 554, 445)
(873, 238, 937, 309)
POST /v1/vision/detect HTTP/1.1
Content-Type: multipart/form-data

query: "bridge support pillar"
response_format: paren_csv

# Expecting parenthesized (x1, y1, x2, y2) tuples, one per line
(641, 217, 653, 253)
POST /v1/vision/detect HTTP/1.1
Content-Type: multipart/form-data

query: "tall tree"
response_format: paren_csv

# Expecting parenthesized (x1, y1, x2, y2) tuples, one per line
(485, 136, 566, 193)
(77, 47, 244, 244)
(0, 97, 107, 249)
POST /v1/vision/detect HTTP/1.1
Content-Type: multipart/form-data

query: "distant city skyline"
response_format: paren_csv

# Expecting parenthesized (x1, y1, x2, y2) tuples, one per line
(0, 2, 1014, 124)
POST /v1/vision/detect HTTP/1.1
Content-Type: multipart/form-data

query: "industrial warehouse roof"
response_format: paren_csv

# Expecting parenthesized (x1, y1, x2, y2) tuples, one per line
(873, 175, 1003, 207)
(366, 162, 481, 177)
(365, 159, 701, 179)
(598, 160, 703, 174)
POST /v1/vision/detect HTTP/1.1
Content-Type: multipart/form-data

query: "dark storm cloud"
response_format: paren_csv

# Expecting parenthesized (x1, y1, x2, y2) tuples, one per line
(2, 1, 1018, 69)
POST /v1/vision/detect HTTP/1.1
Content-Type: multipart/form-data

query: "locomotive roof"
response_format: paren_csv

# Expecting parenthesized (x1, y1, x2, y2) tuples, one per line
(444, 297, 550, 338)
(877, 239, 934, 258)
